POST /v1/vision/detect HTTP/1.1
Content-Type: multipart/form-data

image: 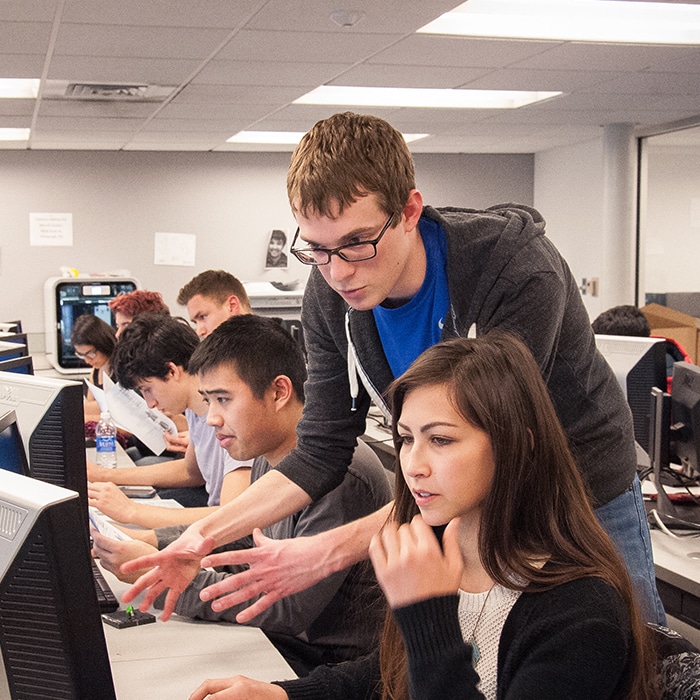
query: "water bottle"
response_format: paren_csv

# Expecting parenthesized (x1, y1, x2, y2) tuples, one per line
(95, 411, 117, 468)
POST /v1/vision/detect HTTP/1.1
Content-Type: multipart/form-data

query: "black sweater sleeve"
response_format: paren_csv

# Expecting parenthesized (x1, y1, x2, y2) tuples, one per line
(394, 594, 484, 700)
(274, 651, 382, 700)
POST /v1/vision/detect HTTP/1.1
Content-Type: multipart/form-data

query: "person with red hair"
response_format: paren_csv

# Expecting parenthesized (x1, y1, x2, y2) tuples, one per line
(109, 289, 169, 337)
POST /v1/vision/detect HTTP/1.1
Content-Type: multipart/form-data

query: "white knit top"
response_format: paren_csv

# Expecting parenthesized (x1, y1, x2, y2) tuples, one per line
(458, 584, 521, 700)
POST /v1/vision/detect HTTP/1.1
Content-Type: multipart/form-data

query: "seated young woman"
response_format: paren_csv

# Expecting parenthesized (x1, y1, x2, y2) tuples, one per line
(188, 332, 659, 700)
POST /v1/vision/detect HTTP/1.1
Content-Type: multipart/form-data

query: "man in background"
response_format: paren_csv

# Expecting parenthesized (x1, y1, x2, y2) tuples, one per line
(177, 270, 252, 338)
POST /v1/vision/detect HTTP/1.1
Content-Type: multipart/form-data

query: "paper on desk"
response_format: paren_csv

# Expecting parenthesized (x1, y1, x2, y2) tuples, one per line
(85, 375, 177, 455)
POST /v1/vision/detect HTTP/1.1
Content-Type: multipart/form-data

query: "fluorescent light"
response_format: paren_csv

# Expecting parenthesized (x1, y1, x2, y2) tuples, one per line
(228, 129, 429, 144)
(0, 79, 40, 99)
(401, 133, 429, 144)
(227, 131, 306, 144)
(0, 128, 30, 141)
(418, 0, 700, 45)
(294, 85, 560, 109)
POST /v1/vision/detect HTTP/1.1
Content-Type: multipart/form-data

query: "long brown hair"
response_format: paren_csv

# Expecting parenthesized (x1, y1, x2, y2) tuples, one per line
(379, 333, 658, 700)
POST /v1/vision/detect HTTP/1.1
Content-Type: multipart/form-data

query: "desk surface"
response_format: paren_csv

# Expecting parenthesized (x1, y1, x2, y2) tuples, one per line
(650, 529, 700, 596)
(100, 566, 296, 699)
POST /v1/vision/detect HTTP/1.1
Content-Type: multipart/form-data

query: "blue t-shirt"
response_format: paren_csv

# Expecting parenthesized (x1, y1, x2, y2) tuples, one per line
(373, 217, 450, 378)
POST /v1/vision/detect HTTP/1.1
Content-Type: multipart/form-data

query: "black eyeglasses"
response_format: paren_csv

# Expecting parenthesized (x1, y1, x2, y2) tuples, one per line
(290, 215, 394, 266)
(74, 348, 98, 360)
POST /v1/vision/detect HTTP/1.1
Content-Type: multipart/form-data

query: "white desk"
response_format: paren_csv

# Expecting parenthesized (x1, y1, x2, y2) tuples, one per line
(100, 567, 296, 699)
(651, 529, 700, 598)
(87, 443, 138, 469)
(650, 529, 700, 647)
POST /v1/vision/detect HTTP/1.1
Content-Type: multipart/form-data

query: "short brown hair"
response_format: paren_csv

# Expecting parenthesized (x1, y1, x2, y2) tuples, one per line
(176, 270, 251, 311)
(287, 112, 416, 220)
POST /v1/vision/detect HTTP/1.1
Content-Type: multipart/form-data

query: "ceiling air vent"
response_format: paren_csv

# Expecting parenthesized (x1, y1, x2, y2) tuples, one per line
(43, 81, 174, 102)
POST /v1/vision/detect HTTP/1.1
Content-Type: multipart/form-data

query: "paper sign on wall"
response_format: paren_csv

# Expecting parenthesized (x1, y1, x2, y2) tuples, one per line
(154, 232, 196, 267)
(29, 212, 73, 246)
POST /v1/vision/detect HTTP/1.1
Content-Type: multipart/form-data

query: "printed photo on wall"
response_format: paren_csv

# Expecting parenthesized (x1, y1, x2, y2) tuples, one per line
(265, 229, 289, 269)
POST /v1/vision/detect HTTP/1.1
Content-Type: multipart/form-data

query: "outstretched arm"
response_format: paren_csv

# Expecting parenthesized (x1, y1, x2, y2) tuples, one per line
(197, 503, 392, 623)
(120, 469, 311, 620)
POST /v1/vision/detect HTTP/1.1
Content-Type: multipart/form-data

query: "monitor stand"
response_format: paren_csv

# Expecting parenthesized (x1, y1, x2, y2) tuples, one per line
(649, 387, 700, 529)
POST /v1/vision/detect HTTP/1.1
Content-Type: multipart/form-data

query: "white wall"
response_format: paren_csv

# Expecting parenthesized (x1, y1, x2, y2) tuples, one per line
(534, 138, 607, 321)
(0, 150, 533, 340)
(642, 145, 700, 297)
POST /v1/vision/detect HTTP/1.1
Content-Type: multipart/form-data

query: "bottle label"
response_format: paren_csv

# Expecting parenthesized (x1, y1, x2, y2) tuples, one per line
(96, 436, 116, 452)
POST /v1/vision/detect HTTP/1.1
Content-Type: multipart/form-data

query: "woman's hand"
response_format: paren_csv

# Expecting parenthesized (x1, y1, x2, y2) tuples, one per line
(369, 515, 463, 608)
(189, 675, 288, 700)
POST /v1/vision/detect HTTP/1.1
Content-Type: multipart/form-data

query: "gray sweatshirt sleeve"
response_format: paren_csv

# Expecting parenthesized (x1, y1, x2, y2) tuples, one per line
(275, 270, 373, 501)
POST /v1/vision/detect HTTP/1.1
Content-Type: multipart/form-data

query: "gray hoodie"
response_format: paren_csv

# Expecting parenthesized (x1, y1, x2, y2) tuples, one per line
(278, 203, 636, 508)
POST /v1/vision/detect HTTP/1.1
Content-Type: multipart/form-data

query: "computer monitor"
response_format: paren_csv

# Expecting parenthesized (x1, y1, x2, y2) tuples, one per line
(44, 276, 138, 373)
(0, 321, 22, 334)
(595, 334, 667, 454)
(0, 470, 117, 699)
(0, 340, 27, 362)
(0, 355, 34, 375)
(0, 371, 88, 533)
(0, 410, 30, 476)
(0, 332, 28, 346)
(670, 362, 700, 480)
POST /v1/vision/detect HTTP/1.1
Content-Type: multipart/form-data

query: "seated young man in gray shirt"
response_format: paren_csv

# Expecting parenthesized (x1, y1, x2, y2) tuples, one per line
(93, 314, 392, 676)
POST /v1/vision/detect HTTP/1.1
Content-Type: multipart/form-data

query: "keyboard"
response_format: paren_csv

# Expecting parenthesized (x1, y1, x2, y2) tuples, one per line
(92, 559, 120, 613)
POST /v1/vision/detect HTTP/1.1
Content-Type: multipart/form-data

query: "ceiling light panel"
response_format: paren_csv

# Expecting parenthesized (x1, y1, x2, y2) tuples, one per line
(0, 79, 40, 99)
(227, 130, 429, 145)
(418, 0, 700, 45)
(294, 85, 561, 109)
(0, 128, 30, 140)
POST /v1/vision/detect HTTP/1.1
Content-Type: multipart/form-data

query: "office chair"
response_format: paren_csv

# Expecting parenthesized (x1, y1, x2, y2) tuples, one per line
(650, 623, 700, 699)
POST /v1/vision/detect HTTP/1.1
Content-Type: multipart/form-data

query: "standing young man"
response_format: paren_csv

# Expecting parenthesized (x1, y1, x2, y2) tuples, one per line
(124, 112, 664, 625)
(177, 269, 252, 338)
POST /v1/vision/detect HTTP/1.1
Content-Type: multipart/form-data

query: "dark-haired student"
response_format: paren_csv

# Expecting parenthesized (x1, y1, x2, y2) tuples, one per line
(88, 313, 251, 518)
(93, 315, 391, 676)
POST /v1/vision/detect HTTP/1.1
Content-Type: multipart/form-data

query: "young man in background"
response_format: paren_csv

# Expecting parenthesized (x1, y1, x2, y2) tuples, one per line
(177, 269, 252, 338)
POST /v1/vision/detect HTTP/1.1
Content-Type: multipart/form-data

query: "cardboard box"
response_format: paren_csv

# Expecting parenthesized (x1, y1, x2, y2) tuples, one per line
(641, 303, 700, 364)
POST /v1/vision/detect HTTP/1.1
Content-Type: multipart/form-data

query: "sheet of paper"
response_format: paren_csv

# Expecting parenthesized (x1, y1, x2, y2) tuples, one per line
(84, 379, 109, 413)
(86, 376, 177, 455)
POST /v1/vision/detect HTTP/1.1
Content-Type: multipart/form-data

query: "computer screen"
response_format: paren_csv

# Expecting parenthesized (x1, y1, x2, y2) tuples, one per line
(44, 276, 138, 372)
(0, 410, 30, 476)
(0, 470, 117, 699)
(671, 362, 700, 480)
(0, 355, 34, 375)
(0, 340, 27, 362)
(0, 371, 88, 534)
(595, 334, 667, 454)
